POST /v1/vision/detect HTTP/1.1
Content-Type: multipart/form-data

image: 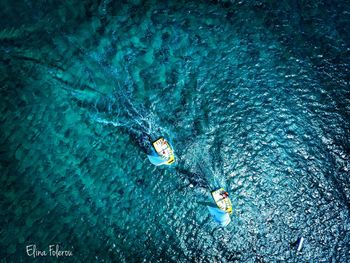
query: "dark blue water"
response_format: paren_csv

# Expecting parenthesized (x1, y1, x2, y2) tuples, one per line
(1, 0, 349, 262)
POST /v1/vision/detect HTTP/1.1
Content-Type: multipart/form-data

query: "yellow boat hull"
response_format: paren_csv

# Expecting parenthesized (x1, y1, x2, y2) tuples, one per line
(152, 137, 175, 165)
(211, 188, 233, 214)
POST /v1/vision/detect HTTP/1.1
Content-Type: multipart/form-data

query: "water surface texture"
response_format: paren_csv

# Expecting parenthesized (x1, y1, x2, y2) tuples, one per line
(1, 0, 350, 262)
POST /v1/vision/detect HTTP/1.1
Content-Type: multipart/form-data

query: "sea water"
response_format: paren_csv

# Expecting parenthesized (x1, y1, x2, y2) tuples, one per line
(1, 0, 349, 262)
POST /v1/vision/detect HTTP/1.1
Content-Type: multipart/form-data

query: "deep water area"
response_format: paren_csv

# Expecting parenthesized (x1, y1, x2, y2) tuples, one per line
(1, 0, 349, 262)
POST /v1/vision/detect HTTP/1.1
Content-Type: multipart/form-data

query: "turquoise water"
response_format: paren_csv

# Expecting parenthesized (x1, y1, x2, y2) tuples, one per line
(1, 0, 349, 262)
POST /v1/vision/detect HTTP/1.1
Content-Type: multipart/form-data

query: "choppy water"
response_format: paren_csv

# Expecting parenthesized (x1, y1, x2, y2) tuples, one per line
(1, 0, 349, 262)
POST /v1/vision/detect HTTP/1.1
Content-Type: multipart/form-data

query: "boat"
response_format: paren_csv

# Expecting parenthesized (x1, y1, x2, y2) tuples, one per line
(147, 137, 175, 166)
(211, 188, 233, 214)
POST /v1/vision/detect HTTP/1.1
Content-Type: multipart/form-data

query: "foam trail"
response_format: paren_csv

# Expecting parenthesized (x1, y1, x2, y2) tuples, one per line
(59, 33, 165, 142)
(95, 118, 129, 128)
(196, 159, 222, 191)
